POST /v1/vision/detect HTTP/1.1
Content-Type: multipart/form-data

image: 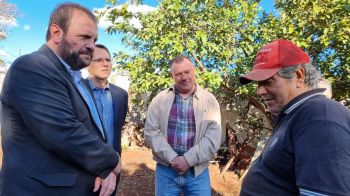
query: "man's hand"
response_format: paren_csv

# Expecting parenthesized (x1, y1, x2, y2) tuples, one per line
(113, 159, 122, 175)
(93, 159, 122, 196)
(93, 172, 117, 196)
(171, 156, 190, 175)
(93, 177, 102, 193)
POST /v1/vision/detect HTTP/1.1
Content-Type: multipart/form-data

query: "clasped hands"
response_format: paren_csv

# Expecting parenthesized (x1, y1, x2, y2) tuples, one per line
(93, 159, 122, 196)
(171, 156, 190, 175)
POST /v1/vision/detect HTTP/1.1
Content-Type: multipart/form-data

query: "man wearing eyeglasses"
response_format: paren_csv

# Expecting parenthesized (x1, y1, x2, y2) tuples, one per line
(87, 44, 129, 191)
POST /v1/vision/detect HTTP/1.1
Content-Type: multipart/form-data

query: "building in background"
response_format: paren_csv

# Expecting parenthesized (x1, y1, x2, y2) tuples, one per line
(0, 65, 6, 128)
(0, 65, 6, 93)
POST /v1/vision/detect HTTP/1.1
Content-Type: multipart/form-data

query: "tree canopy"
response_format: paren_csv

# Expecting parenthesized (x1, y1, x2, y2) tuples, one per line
(270, 0, 350, 104)
(101, 0, 350, 108)
(0, 0, 17, 67)
(0, 0, 16, 40)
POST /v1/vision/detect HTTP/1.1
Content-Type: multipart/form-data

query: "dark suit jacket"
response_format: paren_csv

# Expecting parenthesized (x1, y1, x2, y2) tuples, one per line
(0, 45, 119, 196)
(109, 84, 128, 188)
(109, 84, 128, 156)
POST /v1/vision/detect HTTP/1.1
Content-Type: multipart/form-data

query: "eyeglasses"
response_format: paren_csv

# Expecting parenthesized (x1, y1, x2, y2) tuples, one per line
(92, 58, 111, 63)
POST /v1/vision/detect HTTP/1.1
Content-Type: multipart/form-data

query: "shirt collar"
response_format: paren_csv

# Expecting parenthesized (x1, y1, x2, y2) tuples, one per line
(168, 84, 198, 99)
(276, 88, 326, 122)
(55, 54, 82, 83)
(87, 79, 110, 91)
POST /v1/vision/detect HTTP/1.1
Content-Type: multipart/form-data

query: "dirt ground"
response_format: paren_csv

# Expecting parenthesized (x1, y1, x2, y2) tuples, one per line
(117, 148, 241, 196)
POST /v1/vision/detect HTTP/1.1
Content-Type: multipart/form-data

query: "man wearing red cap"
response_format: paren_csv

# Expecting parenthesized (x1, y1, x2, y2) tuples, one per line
(239, 39, 350, 195)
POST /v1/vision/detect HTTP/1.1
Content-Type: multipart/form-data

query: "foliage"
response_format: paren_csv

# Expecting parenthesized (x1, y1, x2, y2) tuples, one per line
(101, 0, 350, 123)
(0, 0, 16, 67)
(0, 0, 17, 40)
(261, 0, 350, 105)
(101, 0, 264, 112)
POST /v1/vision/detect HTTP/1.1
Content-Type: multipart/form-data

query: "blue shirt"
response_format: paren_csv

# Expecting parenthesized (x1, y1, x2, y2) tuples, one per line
(87, 80, 115, 145)
(56, 55, 105, 139)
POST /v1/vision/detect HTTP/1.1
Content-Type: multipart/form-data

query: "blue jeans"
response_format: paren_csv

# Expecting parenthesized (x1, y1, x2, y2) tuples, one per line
(155, 163, 211, 196)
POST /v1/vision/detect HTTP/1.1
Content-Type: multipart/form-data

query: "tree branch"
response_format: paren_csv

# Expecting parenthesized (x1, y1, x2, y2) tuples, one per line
(189, 50, 206, 72)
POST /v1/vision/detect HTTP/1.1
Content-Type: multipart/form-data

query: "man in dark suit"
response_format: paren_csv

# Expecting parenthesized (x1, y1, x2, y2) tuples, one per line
(0, 3, 120, 196)
(87, 44, 128, 188)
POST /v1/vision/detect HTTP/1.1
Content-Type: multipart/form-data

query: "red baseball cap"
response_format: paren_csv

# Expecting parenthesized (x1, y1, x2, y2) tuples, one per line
(240, 39, 310, 84)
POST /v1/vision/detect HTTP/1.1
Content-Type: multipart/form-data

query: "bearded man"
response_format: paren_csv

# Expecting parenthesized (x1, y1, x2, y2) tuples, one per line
(0, 3, 121, 196)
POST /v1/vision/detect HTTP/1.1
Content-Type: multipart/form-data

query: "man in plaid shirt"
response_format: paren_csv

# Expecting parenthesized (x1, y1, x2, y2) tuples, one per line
(145, 55, 222, 196)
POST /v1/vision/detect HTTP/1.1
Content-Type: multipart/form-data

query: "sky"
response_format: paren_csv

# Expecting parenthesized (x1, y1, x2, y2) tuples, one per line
(1, 0, 274, 66)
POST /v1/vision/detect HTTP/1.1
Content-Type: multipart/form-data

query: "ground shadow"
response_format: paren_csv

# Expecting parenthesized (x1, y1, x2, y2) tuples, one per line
(118, 163, 155, 196)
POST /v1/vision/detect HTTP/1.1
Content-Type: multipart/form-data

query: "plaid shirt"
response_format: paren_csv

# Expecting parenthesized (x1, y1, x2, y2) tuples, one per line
(167, 91, 196, 155)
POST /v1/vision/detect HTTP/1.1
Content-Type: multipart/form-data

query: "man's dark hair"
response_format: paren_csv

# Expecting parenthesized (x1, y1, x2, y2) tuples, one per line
(45, 3, 97, 41)
(95, 44, 111, 57)
(169, 54, 191, 67)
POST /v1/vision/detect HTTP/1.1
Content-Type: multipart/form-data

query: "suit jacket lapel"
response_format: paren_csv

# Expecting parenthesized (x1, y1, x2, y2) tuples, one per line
(39, 45, 72, 82)
(80, 79, 107, 140)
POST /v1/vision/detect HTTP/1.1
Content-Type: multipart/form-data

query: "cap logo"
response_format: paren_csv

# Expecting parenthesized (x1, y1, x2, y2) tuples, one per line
(254, 47, 272, 67)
